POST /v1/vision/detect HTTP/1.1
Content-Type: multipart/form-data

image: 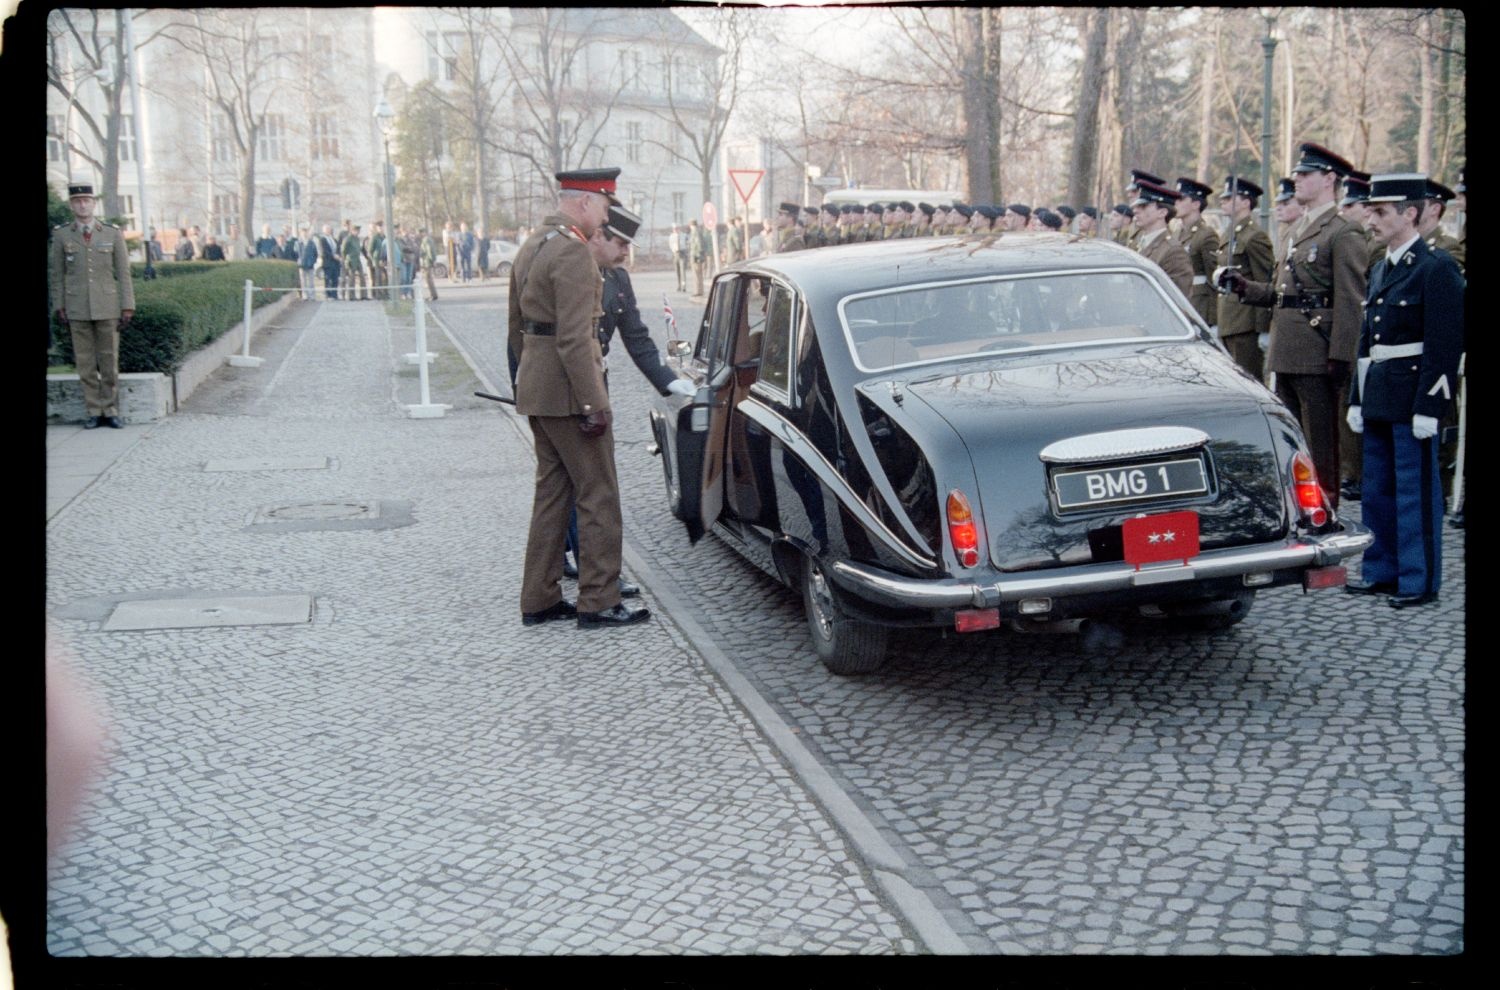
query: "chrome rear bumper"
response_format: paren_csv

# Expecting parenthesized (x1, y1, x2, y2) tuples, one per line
(827, 523, 1373, 611)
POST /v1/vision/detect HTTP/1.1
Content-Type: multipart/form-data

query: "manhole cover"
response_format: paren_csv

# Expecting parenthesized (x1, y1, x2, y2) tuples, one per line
(259, 501, 378, 522)
(103, 595, 313, 631)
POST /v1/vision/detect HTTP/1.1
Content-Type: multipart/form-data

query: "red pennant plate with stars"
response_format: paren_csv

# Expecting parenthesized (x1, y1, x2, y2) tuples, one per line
(1121, 511, 1200, 567)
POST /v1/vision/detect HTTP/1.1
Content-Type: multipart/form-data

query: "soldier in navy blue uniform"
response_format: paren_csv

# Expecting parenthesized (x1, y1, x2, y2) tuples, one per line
(1344, 174, 1465, 608)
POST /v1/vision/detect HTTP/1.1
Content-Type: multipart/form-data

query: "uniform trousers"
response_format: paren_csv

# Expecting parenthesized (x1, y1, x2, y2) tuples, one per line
(69, 319, 119, 416)
(1220, 332, 1264, 384)
(521, 414, 624, 615)
(1338, 381, 1363, 486)
(674, 252, 688, 291)
(1274, 372, 1342, 508)
(1359, 420, 1443, 597)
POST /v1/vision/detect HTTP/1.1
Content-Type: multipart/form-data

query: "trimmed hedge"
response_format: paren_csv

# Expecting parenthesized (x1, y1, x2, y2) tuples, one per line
(52, 261, 299, 374)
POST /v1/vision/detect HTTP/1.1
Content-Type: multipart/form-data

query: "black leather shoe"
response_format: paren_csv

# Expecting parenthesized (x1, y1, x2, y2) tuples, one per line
(562, 555, 579, 579)
(1340, 479, 1361, 502)
(82, 416, 100, 429)
(1388, 592, 1437, 609)
(618, 579, 641, 598)
(1346, 577, 1397, 595)
(104, 415, 124, 429)
(577, 602, 651, 628)
(522, 599, 577, 625)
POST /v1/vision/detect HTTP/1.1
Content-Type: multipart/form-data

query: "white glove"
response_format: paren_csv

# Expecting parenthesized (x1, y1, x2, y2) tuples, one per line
(1346, 405, 1364, 434)
(666, 379, 696, 397)
(1412, 414, 1438, 440)
(1257, 332, 1270, 353)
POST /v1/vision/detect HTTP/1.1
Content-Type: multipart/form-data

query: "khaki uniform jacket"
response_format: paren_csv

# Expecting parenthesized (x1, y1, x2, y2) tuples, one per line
(776, 229, 806, 252)
(1215, 217, 1274, 338)
(1135, 228, 1194, 299)
(50, 220, 134, 320)
(1242, 206, 1367, 373)
(1426, 231, 1465, 275)
(1176, 219, 1221, 325)
(507, 215, 607, 417)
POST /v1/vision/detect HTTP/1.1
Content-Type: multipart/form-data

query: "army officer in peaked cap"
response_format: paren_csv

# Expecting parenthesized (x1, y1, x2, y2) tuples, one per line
(1344, 174, 1465, 607)
(50, 182, 135, 429)
(510, 167, 650, 629)
(1130, 178, 1194, 298)
(1212, 175, 1274, 382)
(1221, 142, 1368, 509)
(1174, 177, 1221, 328)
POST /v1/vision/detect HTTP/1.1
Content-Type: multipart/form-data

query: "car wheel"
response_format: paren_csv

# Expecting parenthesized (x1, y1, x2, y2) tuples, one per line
(432, 262, 448, 280)
(801, 555, 888, 675)
(496, 261, 513, 277)
(1170, 590, 1257, 631)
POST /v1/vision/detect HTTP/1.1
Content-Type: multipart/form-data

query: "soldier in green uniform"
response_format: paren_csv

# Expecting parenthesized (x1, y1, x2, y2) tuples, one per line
(1035, 208, 1064, 231)
(949, 203, 974, 233)
(914, 203, 936, 236)
(688, 219, 710, 296)
(1054, 205, 1077, 233)
(1002, 204, 1030, 232)
(1271, 178, 1302, 260)
(1077, 206, 1100, 238)
(773, 202, 806, 252)
(1109, 204, 1133, 244)
(1211, 176, 1274, 382)
(724, 216, 745, 263)
(340, 224, 367, 300)
(50, 182, 135, 429)
(865, 203, 886, 241)
(419, 227, 439, 302)
(1130, 178, 1195, 297)
(818, 204, 840, 246)
(1338, 172, 1383, 275)
(368, 221, 387, 300)
(1173, 178, 1221, 328)
(1419, 180, 1465, 274)
(1221, 142, 1368, 508)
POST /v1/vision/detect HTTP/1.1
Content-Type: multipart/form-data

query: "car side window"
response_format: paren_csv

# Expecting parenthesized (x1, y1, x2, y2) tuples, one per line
(756, 282, 795, 395)
(697, 275, 739, 374)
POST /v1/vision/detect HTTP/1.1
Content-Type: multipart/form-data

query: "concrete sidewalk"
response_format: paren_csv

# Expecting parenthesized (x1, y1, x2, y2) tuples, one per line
(44, 298, 917, 957)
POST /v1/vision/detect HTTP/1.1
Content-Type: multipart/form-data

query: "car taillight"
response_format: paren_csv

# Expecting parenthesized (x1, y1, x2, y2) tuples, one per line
(1291, 451, 1329, 527)
(947, 490, 981, 568)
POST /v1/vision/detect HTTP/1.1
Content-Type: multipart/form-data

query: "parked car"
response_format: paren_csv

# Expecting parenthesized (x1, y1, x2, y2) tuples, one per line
(647, 233, 1372, 675)
(428, 238, 519, 279)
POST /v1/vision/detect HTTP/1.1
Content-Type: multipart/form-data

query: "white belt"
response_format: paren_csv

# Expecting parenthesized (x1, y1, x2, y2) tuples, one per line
(1192, 275, 1209, 285)
(1370, 342, 1423, 361)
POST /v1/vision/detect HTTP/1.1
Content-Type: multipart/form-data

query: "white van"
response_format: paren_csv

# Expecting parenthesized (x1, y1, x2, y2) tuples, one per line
(820, 188, 965, 207)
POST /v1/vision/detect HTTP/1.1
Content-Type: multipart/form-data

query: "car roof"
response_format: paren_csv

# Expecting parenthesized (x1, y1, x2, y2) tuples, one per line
(732, 232, 1155, 296)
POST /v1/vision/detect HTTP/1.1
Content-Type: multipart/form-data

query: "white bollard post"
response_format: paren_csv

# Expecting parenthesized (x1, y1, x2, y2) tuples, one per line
(228, 278, 265, 367)
(406, 292, 449, 418)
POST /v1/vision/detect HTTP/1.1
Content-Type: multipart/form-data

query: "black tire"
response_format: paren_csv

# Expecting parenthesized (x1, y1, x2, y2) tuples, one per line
(495, 261, 513, 277)
(432, 262, 448, 279)
(802, 556, 889, 675)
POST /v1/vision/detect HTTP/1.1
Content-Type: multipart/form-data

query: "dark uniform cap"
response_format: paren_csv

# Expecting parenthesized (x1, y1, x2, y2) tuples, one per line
(1035, 209, 1063, 230)
(822, 203, 840, 217)
(1131, 178, 1182, 207)
(802, 205, 820, 217)
(1367, 173, 1429, 204)
(603, 203, 642, 244)
(1004, 203, 1031, 219)
(1340, 173, 1372, 205)
(917, 203, 936, 216)
(1220, 175, 1264, 200)
(1055, 205, 1077, 220)
(898, 201, 915, 213)
(1425, 179, 1455, 203)
(1275, 177, 1296, 203)
(1291, 142, 1355, 176)
(1175, 178, 1214, 203)
(778, 202, 801, 217)
(1128, 169, 1165, 190)
(950, 204, 974, 219)
(840, 204, 861, 214)
(556, 167, 622, 203)
(867, 203, 885, 215)
(67, 182, 95, 198)
(977, 205, 1002, 220)
(1080, 206, 1099, 220)
(1112, 203, 1133, 217)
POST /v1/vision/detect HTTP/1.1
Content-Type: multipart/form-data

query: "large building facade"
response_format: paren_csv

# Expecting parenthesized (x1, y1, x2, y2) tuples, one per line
(48, 7, 723, 257)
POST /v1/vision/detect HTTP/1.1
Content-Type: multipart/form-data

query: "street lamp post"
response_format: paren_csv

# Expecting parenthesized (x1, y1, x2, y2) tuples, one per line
(121, 9, 154, 280)
(374, 97, 401, 299)
(1259, 9, 1279, 234)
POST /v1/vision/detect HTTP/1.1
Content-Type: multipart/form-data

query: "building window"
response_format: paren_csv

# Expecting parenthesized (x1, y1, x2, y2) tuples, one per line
(259, 114, 285, 161)
(118, 114, 136, 162)
(212, 113, 235, 163)
(47, 115, 65, 162)
(626, 122, 643, 163)
(311, 114, 339, 160)
(213, 192, 240, 235)
(672, 192, 685, 225)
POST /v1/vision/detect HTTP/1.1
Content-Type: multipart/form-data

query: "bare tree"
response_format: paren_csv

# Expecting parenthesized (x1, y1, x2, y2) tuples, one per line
(961, 8, 1002, 203)
(46, 9, 142, 220)
(647, 7, 748, 208)
(1068, 8, 1109, 208)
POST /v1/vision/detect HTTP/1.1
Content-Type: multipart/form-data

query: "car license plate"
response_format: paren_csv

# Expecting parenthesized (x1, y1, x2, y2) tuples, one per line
(1053, 457, 1207, 510)
(1122, 510, 1201, 566)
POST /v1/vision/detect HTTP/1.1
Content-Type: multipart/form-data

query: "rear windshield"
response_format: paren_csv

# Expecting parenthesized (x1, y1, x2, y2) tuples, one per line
(839, 269, 1194, 372)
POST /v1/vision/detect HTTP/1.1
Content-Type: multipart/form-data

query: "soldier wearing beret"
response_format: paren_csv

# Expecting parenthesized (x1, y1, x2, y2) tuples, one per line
(1174, 178, 1222, 328)
(1054, 205, 1078, 233)
(1221, 142, 1369, 508)
(774, 202, 806, 252)
(915, 202, 936, 236)
(50, 182, 135, 429)
(1109, 204, 1134, 245)
(948, 203, 973, 234)
(1002, 203, 1030, 232)
(819, 204, 841, 246)
(837, 204, 860, 243)
(1344, 174, 1465, 607)
(1130, 178, 1194, 298)
(1035, 208, 1064, 231)
(1212, 176, 1274, 382)
(510, 167, 649, 629)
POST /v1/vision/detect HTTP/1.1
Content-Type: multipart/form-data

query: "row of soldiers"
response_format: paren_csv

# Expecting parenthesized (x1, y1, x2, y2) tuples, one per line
(766, 199, 1118, 251)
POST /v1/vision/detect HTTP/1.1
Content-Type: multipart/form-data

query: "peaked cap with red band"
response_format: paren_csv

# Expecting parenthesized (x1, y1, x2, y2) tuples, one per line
(556, 167, 622, 204)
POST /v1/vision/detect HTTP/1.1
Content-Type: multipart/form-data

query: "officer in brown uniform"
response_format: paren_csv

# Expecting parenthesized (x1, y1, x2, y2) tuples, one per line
(1174, 178, 1221, 328)
(510, 167, 649, 629)
(50, 182, 135, 429)
(1419, 180, 1465, 274)
(1130, 178, 1195, 298)
(1339, 172, 1384, 276)
(1211, 176, 1274, 382)
(1221, 142, 1368, 508)
(773, 203, 806, 252)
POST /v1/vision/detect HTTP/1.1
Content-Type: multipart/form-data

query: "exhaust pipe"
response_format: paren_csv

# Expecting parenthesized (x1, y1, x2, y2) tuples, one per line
(1010, 616, 1126, 652)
